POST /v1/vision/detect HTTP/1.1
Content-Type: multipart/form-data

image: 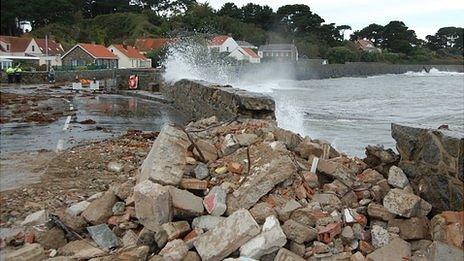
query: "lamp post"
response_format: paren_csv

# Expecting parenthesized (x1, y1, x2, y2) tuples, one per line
(45, 34, 49, 71)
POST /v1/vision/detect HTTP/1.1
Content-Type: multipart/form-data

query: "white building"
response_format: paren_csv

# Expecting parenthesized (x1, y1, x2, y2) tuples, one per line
(0, 36, 64, 67)
(107, 44, 151, 68)
(208, 35, 260, 63)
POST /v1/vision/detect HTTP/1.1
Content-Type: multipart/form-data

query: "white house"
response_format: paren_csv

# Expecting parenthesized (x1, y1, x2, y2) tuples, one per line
(0, 36, 64, 66)
(229, 47, 260, 63)
(208, 35, 240, 53)
(107, 44, 151, 68)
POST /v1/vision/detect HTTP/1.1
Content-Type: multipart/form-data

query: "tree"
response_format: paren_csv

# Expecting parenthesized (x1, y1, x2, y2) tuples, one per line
(217, 3, 241, 20)
(240, 3, 274, 30)
(381, 21, 418, 53)
(326, 46, 359, 64)
(426, 27, 463, 51)
(350, 23, 384, 46)
(276, 4, 324, 36)
(336, 25, 351, 41)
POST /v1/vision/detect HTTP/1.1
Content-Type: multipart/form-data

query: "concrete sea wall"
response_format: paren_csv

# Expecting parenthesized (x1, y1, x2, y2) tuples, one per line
(160, 79, 275, 121)
(391, 123, 463, 213)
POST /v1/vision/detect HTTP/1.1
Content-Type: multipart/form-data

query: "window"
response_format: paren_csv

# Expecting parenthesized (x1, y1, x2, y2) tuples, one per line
(226, 46, 229, 52)
(32, 45, 35, 51)
(6, 44, 9, 51)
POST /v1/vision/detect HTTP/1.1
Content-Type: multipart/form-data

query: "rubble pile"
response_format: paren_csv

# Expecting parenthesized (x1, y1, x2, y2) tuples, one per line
(1, 117, 463, 260)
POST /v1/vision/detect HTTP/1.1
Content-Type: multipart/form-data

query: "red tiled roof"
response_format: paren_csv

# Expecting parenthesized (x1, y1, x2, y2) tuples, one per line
(243, 48, 259, 58)
(78, 43, 117, 59)
(111, 44, 146, 59)
(210, 35, 229, 46)
(35, 38, 64, 55)
(356, 39, 376, 49)
(0, 36, 32, 52)
(134, 38, 170, 52)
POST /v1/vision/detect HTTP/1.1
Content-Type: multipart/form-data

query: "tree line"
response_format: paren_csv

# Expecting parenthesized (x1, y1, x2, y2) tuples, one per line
(1, 0, 462, 64)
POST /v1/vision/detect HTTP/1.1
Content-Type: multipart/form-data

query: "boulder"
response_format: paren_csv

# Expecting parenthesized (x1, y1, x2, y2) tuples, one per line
(367, 203, 395, 221)
(159, 239, 189, 260)
(203, 186, 227, 216)
(194, 162, 210, 180)
(161, 221, 191, 241)
(82, 191, 118, 225)
(226, 142, 297, 214)
(383, 188, 431, 218)
(67, 201, 90, 217)
(133, 180, 172, 231)
(193, 209, 260, 261)
(240, 215, 287, 259)
(387, 166, 409, 189)
(425, 241, 464, 261)
(388, 217, 429, 240)
(139, 124, 190, 185)
(192, 215, 226, 231)
(249, 202, 277, 224)
(222, 134, 240, 156)
(370, 225, 390, 249)
(193, 139, 218, 162)
(169, 186, 204, 218)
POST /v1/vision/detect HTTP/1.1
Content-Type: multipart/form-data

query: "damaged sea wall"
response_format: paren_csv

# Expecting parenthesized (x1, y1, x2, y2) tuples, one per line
(160, 79, 275, 121)
(391, 123, 463, 213)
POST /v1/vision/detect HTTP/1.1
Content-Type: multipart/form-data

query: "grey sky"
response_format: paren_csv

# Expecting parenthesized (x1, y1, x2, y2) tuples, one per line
(200, 0, 464, 39)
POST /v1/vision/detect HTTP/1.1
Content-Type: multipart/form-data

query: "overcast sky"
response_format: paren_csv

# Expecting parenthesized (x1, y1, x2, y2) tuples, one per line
(200, 0, 464, 39)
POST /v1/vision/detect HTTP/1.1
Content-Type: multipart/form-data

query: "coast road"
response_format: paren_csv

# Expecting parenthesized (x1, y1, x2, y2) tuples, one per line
(0, 84, 186, 192)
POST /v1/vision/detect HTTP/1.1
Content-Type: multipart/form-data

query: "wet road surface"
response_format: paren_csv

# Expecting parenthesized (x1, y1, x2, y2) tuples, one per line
(0, 85, 187, 191)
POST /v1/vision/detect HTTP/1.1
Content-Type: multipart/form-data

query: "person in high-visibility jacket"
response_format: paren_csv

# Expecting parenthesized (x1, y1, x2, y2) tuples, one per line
(13, 64, 22, 83)
(6, 66, 15, 83)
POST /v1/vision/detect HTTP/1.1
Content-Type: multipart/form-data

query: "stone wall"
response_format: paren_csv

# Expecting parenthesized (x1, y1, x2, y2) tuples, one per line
(160, 79, 275, 121)
(391, 123, 463, 213)
(236, 63, 464, 80)
(61, 46, 94, 66)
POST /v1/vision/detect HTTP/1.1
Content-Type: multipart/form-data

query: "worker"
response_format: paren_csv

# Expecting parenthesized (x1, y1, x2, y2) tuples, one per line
(48, 67, 56, 83)
(6, 66, 15, 83)
(14, 64, 22, 83)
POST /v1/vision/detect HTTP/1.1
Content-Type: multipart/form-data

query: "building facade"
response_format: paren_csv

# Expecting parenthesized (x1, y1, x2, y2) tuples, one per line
(108, 44, 151, 68)
(62, 43, 118, 69)
(258, 44, 299, 62)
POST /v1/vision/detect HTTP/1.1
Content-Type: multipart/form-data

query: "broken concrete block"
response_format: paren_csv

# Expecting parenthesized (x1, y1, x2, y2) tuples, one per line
(118, 245, 150, 260)
(161, 221, 191, 241)
(112, 201, 125, 215)
(139, 124, 190, 185)
(21, 209, 49, 226)
(122, 230, 138, 248)
(107, 161, 123, 173)
(228, 162, 244, 174)
(383, 189, 431, 218)
(194, 139, 218, 162)
(193, 209, 260, 261)
(282, 219, 317, 244)
(317, 222, 342, 244)
(250, 202, 277, 224)
(180, 178, 208, 190)
(194, 162, 210, 180)
(311, 193, 342, 208)
(367, 203, 395, 221)
(134, 180, 172, 231)
(58, 239, 106, 259)
(274, 248, 305, 261)
(341, 226, 355, 243)
(33, 227, 67, 250)
(87, 224, 119, 250)
(5, 243, 45, 261)
(222, 134, 240, 156)
(67, 201, 90, 217)
(182, 251, 202, 261)
(240, 215, 287, 259)
(203, 186, 227, 216)
(425, 241, 464, 261)
(290, 208, 326, 227)
(184, 228, 204, 249)
(371, 225, 390, 249)
(159, 239, 189, 260)
(274, 129, 303, 150)
(236, 133, 259, 146)
(276, 199, 301, 222)
(388, 217, 429, 240)
(227, 143, 297, 214)
(366, 238, 411, 261)
(295, 138, 323, 159)
(192, 215, 226, 231)
(168, 186, 204, 218)
(81, 190, 117, 225)
(387, 166, 409, 189)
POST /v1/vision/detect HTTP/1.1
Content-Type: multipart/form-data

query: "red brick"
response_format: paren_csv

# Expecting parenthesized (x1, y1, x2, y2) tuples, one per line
(359, 240, 375, 254)
(317, 222, 342, 244)
(180, 178, 208, 190)
(227, 162, 243, 174)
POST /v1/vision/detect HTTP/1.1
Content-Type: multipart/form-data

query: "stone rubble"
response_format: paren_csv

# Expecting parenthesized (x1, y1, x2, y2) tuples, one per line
(2, 118, 463, 261)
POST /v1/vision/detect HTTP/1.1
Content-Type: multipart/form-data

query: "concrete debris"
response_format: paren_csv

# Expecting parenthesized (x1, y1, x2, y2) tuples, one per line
(192, 215, 226, 231)
(133, 180, 172, 231)
(193, 209, 260, 261)
(140, 124, 190, 185)
(2, 117, 458, 261)
(87, 224, 119, 250)
(240, 215, 287, 259)
(4, 243, 45, 261)
(203, 186, 227, 216)
(387, 166, 409, 189)
(159, 239, 189, 260)
(21, 209, 49, 226)
(81, 190, 118, 225)
(66, 201, 90, 217)
(282, 219, 317, 244)
(194, 162, 210, 180)
(383, 188, 431, 218)
(274, 248, 306, 261)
